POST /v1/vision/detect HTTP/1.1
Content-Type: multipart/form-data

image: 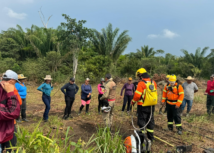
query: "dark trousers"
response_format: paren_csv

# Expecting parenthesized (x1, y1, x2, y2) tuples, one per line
(42, 94, 51, 120)
(64, 96, 75, 116)
(21, 98, 27, 119)
(166, 103, 182, 130)
(137, 105, 155, 141)
(2, 125, 17, 153)
(122, 95, 133, 111)
(98, 94, 103, 112)
(206, 95, 214, 114)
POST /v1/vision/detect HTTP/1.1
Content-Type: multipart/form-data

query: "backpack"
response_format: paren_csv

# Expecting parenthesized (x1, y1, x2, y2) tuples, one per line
(141, 79, 158, 107)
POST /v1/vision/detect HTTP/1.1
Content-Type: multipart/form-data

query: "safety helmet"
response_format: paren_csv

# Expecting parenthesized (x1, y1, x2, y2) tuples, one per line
(101, 106, 111, 113)
(166, 75, 170, 79)
(136, 68, 147, 77)
(169, 75, 176, 82)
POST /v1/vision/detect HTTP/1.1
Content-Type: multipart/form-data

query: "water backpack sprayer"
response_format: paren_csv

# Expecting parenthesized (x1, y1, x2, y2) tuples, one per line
(101, 99, 111, 113)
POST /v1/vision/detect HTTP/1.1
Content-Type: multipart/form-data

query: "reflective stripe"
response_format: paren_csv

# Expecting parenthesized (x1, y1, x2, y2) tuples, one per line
(179, 92, 184, 95)
(177, 100, 182, 103)
(142, 89, 146, 99)
(135, 90, 142, 95)
(167, 101, 177, 103)
(168, 122, 173, 125)
(141, 130, 146, 133)
(147, 129, 154, 133)
(162, 97, 166, 100)
(176, 124, 182, 127)
(138, 100, 143, 102)
(163, 90, 167, 92)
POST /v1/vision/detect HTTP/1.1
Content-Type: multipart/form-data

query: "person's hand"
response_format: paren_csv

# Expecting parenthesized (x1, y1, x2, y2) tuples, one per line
(120, 96, 123, 99)
(0, 82, 14, 93)
(89, 93, 91, 96)
(161, 102, 165, 106)
(204, 92, 208, 95)
(87, 95, 89, 98)
(131, 101, 135, 106)
(175, 105, 180, 109)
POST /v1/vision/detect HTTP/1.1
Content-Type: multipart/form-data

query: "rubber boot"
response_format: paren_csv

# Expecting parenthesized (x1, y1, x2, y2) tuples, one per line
(177, 127, 182, 135)
(16, 116, 21, 123)
(64, 115, 69, 120)
(78, 105, 84, 115)
(86, 104, 90, 115)
(186, 110, 190, 117)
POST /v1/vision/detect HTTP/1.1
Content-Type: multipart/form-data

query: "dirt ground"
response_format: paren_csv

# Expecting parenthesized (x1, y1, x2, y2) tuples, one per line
(17, 81, 214, 153)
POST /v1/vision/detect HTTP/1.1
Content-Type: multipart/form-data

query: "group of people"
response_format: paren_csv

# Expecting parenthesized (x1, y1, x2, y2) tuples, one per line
(1, 68, 214, 152)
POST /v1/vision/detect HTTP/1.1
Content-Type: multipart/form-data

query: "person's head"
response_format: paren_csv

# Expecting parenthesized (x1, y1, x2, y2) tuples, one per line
(185, 76, 194, 84)
(166, 75, 170, 82)
(169, 75, 177, 86)
(210, 74, 214, 81)
(44, 75, 52, 84)
(69, 77, 75, 84)
(136, 68, 150, 79)
(105, 74, 111, 81)
(128, 77, 132, 84)
(2, 70, 19, 85)
(18, 74, 27, 83)
(101, 78, 105, 84)
(85, 78, 90, 85)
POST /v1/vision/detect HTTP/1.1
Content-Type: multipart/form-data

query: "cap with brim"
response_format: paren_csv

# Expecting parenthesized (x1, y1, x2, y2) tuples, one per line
(18, 74, 27, 80)
(101, 78, 105, 82)
(3, 70, 20, 83)
(211, 74, 214, 77)
(185, 76, 194, 80)
(44, 75, 52, 80)
(70, 77, 75, 82)
(128, 77, 132, 81)
(86, 78, 90, 81)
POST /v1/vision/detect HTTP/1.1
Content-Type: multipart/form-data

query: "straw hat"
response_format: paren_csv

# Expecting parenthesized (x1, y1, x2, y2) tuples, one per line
(44, 75, 52, 80)
(18, 74, 27, 80)
(185, 76, 194, 80)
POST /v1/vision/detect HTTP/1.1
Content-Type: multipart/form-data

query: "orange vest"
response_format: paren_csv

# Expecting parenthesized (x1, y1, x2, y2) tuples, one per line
(14, 88, 22, 124)
(161, 83, 184, 107)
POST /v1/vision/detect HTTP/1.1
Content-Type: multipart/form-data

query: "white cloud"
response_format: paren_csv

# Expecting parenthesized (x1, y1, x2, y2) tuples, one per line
(147, 29, 179, 39)
(3, 7, 27, 20)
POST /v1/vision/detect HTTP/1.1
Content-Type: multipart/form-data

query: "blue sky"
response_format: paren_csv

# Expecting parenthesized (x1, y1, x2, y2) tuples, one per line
(1, 0, 214, 56)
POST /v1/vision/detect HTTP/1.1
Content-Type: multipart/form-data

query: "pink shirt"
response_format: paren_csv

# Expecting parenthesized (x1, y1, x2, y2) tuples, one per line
(97, 84, 104, 95)
(205, 80, 214, 96)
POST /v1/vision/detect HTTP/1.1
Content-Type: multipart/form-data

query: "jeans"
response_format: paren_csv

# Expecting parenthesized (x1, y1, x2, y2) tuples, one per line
(122, 95, 133, 111)
(42, 94, 51, 120)
(0, 144, 2, 153)
(64, 96, 74, 116)
(181, 98, 193, 112)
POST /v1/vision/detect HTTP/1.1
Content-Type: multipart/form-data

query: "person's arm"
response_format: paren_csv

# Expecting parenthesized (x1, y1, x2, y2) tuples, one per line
(61, 83, 68, 95)
(100, 84, 110, 100)
(81, 84, 89, 94)
(132, 84, 135, 95)
(176, 85, 184, 107)
(120, 84, 126, 96)
(0, 92, 20, 120)
(132, 82, 144, 103)
(205, 81, 209, 94)
(98, 84, 102, 94)
(75, 85, 79, 94)
(161, 85, 167, 104)
(37, 83, 45, 92)
(194, 83, 198, 93)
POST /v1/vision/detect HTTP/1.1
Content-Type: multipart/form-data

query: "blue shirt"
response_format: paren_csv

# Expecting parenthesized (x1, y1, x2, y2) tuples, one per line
(15, 82, 27, 99)
(81, 84, 92, 100)
(37, 83, 53, 96)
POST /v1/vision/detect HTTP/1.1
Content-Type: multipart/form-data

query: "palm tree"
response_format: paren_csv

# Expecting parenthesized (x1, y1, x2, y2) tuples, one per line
(181, 47, 214, 69)
(136, 45, 164, 58)
(91, 23, 132, 63)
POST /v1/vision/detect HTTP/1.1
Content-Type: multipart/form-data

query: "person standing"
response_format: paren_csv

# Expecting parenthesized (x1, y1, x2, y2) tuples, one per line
(61, 78, 79, 120)
(78, 78, 92, 115)
(205, 74, 214, 115)
(100, 74, 116, 128)
(181, 76, 198, 117)
(120, 77, 135, 115)
(97, 78, 105, 114)
(161, 75, 184, 135)
(37, 75, 53, 122)
(157, 75, 170, 114)
(0, 70, 20, 153)
(131, 68, 157, 149)
(15, 74, 28, 122)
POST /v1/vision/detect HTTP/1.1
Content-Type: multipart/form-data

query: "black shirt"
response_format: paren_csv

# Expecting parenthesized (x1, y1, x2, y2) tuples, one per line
(61, 83, 79, 98)
(133, 82, 139, 91)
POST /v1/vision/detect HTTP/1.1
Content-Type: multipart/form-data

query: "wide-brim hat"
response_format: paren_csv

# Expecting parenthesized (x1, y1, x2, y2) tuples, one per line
(18, 74, 27, 79)
(44, 75, 52, 80)
(185, 76, 194, 80)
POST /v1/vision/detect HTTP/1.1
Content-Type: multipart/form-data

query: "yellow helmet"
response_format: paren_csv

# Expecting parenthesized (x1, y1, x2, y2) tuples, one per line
(166, 75, 170, 79)
(136, 68, 147, 77)
(169, 75, 176, 82)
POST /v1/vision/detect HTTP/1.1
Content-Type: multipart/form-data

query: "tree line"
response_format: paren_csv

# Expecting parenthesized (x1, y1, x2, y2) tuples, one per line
(0, 14, 214, 83)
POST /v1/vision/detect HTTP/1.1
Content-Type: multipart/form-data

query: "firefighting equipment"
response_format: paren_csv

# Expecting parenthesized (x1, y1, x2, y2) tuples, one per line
(101, 106, 111, 113)
(141, 80, 157, 106)
(136, 68, 147, 77)
(169, 75, 177, 82)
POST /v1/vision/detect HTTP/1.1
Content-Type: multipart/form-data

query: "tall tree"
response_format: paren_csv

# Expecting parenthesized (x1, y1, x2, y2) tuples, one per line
(136, 45, 164, 58)
(58, 14, 92, 78)
(91, 23, 132, 63)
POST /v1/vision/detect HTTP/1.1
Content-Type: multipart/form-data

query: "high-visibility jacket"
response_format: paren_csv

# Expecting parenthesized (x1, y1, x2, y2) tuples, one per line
(14, 88, 22, 124)
(161, 83, 184, 107)
(133, 78, 157, 106)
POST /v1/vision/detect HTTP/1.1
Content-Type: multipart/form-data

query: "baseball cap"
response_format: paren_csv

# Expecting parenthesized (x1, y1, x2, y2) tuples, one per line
(2, 70, 20, 82)
(70, 77, 75, 82)
(101, 78, 105, 82)
(105, 74, 111, 79)
(128, 77, 132, 81)
(211, 74, 214, 77)
(86, 78, 90, 81)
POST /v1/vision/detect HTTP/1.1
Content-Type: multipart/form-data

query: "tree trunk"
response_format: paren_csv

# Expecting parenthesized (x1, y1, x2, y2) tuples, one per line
(73, 49, 78, 79)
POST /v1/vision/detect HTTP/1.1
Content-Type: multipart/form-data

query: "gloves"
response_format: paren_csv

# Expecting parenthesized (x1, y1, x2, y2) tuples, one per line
(131, 100, 136, 106)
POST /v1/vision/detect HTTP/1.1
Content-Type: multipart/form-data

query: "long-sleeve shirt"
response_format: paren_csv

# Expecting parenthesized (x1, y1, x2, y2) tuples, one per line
(97, 83, 105, 95)
(37, 83, 53, 96)
(120, 83, 135, 96)
(161, 83, 184, 107)
(205, 80, 214, 96)
(15, 82, 27, 99)
(81, 84, 92, 100)
(61, 83, 79, 98)
(0, 86, 20, 143)
(100, 78, 116, 101)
